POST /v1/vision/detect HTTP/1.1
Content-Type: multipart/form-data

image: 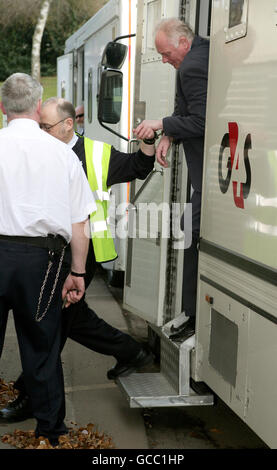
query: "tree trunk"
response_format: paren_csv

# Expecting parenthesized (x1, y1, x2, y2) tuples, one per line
(31, 0, 52, 81)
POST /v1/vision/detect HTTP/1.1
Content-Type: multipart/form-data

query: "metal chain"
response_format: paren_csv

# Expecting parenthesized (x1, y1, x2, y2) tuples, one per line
(35, 247, 66, 322)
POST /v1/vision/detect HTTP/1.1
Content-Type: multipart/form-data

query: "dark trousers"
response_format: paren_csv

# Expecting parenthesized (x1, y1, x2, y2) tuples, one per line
(182, 236, 199, 317)
(66, 242, 141, 360)
(181, 190, 201, 317)
(0, 240, 70, 440)
(14, 241, 141, 395)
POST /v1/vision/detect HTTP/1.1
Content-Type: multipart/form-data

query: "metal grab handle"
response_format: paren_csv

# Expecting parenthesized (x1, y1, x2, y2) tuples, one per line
(128, 138, 139, 153)
(130, 168, 163, 205)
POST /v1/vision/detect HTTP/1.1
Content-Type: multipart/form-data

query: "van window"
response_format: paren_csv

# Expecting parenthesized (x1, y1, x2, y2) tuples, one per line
(60, 80, 66, 99)
(225, 0, 248, 43)
(229, 0, 244, 28)
(88, 68, 93, 123)
(145, 0, 161, 50)
(81, 49, 85, 101)
(98, 70, 123, 124)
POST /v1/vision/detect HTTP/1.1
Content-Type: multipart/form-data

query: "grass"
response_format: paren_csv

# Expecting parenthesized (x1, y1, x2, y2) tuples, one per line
(0, 76, 57, 129)
(41, 76, 57, 102)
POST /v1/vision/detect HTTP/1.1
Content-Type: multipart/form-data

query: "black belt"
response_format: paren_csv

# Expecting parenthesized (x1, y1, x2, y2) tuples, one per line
(0, 234, 68, 253)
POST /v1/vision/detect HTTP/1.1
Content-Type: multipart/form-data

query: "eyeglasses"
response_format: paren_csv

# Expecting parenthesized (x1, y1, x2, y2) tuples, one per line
(40, 118, 66, 132)
(76, 113, 84, 119)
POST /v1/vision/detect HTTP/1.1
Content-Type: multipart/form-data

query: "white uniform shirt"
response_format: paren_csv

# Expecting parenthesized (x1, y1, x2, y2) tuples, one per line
(0, 119, 96, 242)
(68, 133, 78, 148)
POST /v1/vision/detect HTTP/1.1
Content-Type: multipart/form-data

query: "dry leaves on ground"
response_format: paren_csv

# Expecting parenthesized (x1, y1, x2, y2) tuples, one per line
(0, 378, 19, 407)
(1, 378, 114, 449)
(1, 423, 115, 449)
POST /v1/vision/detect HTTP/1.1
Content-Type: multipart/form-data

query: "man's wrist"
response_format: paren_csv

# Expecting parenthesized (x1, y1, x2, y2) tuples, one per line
(143, 131, 161, 145)
(71, 271, 86, 277)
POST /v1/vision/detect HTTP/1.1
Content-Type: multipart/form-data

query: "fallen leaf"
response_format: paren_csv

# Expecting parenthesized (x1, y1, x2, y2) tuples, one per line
(1, 424, 115, 450)
(209, 428, 222, 434)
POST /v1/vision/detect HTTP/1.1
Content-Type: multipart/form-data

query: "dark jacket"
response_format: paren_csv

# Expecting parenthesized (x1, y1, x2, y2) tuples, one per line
(163, 35, 210, 194)
(72, 136, 155, 186)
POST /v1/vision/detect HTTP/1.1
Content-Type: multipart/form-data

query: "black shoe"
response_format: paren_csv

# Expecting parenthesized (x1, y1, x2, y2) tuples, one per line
(107, 348, 154, 380)
(169, 317, 195, 341)
(0, 393, 33, 422)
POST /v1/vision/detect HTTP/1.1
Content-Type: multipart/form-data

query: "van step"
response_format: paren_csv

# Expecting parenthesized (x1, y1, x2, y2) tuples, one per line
(117, 373, 214, 408)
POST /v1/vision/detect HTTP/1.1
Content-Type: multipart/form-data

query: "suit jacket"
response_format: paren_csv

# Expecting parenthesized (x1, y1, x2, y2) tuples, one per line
(163, 35, 210, 195)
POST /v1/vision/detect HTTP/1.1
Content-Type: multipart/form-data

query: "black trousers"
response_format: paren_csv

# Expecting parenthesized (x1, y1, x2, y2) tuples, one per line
(14, 241, 141, 394)
(181, 190, 201, 317)
(64, 242, 141, 359)
(182, 236, 199, 317)
(0, 240, 70, 440)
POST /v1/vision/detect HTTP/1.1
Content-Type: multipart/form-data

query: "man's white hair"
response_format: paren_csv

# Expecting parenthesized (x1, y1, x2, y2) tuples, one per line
(1, 73, 43, 116)
(155, 18, 194, 47)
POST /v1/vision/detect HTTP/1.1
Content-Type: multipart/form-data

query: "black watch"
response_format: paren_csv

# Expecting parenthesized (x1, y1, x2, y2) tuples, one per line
(71, 271, 86, 277)
(143, 131, 158, 145)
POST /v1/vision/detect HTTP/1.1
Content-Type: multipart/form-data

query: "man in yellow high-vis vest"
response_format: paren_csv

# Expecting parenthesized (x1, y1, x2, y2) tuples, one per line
(0, 98, 157, 422)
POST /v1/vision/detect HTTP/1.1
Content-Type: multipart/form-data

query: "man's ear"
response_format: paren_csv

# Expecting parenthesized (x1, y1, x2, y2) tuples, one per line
(179, 36, 190, 52)
(36, 99, 42, 114)
(0, 101, 7, 115)
(65, 117, 74, 130)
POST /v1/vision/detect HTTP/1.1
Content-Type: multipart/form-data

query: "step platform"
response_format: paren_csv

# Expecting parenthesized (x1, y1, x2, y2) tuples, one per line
(117, 326, 213, 408)
(117, 373, 214, 408)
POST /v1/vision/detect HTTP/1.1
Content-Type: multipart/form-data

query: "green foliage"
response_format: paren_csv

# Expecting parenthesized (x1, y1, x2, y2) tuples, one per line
(0, 0, 108, 81)
(0, 22, 34, 79)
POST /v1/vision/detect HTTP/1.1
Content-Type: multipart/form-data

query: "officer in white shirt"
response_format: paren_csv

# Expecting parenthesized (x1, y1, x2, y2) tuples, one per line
(0, 73, 96, 446)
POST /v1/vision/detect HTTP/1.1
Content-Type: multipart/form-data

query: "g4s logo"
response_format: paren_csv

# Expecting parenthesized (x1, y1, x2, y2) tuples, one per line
(218, 122, 252, 209)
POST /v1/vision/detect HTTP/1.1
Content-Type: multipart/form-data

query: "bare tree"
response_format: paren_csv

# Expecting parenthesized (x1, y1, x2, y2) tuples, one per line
(32, 0, 53, 81)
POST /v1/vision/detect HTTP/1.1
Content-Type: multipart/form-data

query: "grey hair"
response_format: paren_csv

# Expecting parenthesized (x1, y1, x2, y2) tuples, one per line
(42, 97, 76, 122)
(1, 73, 43, 116)
(155, 18, 195, 47)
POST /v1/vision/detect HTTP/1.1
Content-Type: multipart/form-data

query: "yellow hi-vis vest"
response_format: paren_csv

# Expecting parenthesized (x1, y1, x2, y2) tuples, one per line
(84, 137, 117, 263)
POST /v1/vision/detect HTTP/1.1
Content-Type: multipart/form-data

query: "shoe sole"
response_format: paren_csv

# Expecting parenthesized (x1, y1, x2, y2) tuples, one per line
(170, 331, 195, 342)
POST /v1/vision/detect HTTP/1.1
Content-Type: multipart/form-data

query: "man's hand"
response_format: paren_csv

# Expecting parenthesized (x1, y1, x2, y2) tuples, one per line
(156, 135, 172, 167)
(134, 119, 163, 140)
(62, 274, 85, 308)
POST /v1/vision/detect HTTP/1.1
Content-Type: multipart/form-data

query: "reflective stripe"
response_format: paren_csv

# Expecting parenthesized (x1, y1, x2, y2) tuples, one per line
(92, 190, 110, 201)
(90, 220, 108, 233)
(84, 139, 97, 195)
(84, 137, 117, 262)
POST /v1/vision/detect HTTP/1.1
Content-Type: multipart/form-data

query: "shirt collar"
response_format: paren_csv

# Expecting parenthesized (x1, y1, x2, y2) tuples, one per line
(8, 118, 40, 129)
(68, 133, 78, 148)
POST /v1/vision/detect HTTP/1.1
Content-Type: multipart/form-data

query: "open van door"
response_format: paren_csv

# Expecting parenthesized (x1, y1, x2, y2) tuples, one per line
(123, 0, 212, 328)
(123, 0, 188, 327)
(57, 53, 74, 102)
(98, 0, 214, 411)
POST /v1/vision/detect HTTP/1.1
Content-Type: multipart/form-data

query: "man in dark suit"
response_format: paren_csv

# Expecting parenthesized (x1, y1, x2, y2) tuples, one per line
(134, 18, 210, 339)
